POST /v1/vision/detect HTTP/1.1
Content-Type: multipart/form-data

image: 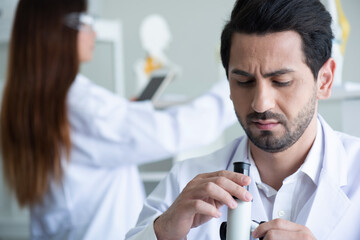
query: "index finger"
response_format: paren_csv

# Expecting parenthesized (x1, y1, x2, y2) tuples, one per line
(198, 170, 251, 187)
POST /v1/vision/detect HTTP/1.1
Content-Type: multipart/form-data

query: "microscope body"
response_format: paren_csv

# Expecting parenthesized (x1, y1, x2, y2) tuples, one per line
(226, 199, 252, 240)
(220, 162, 254, 240)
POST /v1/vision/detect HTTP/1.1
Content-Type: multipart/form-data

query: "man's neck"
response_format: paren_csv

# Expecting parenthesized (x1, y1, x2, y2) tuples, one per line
(250, 117, 318, 191)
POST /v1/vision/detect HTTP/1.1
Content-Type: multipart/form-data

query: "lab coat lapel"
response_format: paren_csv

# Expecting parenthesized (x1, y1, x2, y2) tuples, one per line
(301, 171, 350, 239)
(299, 116, 351, 240)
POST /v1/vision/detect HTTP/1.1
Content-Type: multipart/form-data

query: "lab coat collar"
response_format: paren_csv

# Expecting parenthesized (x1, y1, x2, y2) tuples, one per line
(299, 115, 351, 239)
(317, 115, 348, 187)
(300, 118, 323, 186)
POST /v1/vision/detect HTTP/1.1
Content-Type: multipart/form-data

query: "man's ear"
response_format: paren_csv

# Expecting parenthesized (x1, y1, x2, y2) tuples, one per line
(317, 58, 336, 100)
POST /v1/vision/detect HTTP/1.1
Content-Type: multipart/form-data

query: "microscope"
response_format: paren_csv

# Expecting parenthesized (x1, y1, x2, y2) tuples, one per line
(219, 162, 263, 240)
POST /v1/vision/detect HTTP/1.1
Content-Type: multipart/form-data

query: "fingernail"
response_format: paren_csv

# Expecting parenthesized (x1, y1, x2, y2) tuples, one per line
(245, 191, 253, 201)
(216, 211, 222, 218)
(242, 176, 251, 184)
(231, 200, 238, 209)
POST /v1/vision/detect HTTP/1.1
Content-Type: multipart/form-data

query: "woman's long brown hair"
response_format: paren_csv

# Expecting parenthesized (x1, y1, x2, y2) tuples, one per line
(0, 0, 86, 207)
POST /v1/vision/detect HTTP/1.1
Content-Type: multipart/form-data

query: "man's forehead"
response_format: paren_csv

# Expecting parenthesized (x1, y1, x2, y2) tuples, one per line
(231, 31, 303, 49)
(229, 31, 306, 68)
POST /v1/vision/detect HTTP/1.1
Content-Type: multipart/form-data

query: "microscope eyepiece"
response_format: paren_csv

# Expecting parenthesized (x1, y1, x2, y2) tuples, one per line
(233, 162, 250, 176)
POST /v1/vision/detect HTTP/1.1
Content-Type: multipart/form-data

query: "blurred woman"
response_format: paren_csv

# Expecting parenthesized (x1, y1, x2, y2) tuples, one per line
(0, 0, 235, 239)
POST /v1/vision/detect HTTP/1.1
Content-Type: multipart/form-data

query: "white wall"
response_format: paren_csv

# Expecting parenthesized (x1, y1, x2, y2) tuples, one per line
(1, 1, 359, 96)
(97, 0, 360, 97)
(100, 0, 235, 98)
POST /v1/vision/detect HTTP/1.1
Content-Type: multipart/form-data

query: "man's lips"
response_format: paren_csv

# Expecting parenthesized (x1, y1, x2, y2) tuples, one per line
(252, 119, 280, 130)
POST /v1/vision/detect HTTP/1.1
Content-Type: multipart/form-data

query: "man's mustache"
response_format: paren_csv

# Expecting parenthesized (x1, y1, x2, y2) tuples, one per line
(246, 111, 287, 124)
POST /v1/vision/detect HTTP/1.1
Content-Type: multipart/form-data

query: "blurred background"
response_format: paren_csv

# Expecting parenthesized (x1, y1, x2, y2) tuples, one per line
(0, 0, 359, 239)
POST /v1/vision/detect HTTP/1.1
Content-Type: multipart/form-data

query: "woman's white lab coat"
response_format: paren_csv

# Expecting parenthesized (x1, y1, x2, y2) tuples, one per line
(126, 116, 360, 240)
(29, 74, 236, 239)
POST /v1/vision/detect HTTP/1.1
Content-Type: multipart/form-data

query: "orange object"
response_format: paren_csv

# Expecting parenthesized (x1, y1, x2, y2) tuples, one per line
(144, 55, 163, 76)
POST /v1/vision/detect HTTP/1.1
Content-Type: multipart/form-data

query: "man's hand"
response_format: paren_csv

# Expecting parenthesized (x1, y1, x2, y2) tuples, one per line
(153, 170, 252, 240)
(252, 218, 316, 240)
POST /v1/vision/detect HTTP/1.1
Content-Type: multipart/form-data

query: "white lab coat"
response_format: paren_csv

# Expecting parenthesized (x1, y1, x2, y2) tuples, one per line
(126, 116, 360, 240)
(30, 74, 236, 240)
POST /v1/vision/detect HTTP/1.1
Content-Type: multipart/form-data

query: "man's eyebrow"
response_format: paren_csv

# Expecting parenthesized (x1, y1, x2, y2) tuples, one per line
(230, 69, 254, 77)
(263, 69, 294, 78)
(230, 68, 294, 78)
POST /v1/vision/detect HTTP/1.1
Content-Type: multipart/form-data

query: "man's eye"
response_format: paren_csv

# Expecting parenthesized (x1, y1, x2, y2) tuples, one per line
(273, 80, 292, 87)
(236, 79, 255, 86)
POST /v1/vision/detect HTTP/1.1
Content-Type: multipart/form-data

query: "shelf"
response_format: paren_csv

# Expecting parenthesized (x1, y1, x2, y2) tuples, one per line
(327, 82, 360, 101)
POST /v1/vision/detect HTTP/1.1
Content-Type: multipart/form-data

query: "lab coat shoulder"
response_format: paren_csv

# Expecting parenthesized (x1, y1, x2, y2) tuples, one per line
(306, 117, 360, 239)
(321, 118, 360, 188)
(67, 74, 165, 167)
(336, 144, 360, 240)
(337, 132, 360, 175)
(318, 117, 360, 184)
(335, 131, 360, 168)
(67, 74, 139, 142)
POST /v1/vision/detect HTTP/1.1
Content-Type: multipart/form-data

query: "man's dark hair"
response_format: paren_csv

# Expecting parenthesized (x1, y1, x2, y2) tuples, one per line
(220, 0, 333, 79)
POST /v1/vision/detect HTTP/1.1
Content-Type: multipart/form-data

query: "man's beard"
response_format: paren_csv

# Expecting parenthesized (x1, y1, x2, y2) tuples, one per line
(236, 90, 317, 153)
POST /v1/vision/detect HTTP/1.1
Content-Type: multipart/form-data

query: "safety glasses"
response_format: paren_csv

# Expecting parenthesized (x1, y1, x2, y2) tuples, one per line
(64, 12, 96, 32)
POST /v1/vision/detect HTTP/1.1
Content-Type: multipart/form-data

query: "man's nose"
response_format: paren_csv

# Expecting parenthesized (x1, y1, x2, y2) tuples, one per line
(251, 81, 275, 113)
